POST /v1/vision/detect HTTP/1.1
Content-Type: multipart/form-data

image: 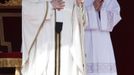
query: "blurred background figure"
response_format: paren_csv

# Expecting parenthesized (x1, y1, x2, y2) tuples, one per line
(84, 0, 121, 75)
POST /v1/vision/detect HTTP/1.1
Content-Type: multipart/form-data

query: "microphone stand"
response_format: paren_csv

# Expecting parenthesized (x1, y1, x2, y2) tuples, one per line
(54, 10, 63, 75)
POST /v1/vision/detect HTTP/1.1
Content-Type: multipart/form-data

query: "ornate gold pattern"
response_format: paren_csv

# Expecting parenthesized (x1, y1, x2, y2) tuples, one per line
(0, 0, 21, 6)
(0, 58, 22, 67)
(0, 58, 22, 75)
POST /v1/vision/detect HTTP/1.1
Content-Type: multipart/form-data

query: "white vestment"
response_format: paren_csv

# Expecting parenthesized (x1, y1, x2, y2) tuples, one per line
(21, 0, 86, 75)
(84, 0, 121, 75)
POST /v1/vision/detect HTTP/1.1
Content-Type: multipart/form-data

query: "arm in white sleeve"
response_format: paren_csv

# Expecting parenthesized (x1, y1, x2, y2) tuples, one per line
(22, 0, 53, 19)
(100, 0, 121, 31)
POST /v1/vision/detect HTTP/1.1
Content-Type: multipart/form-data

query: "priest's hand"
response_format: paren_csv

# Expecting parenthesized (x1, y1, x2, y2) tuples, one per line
(93, 0, 104, 11)
(76, 0, 84, 6)
(51, 0, 65, 11)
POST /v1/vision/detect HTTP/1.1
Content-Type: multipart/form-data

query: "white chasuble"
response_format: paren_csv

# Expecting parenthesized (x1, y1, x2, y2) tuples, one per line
(21, 0, 86, 75)
(84, 0, 121, 75)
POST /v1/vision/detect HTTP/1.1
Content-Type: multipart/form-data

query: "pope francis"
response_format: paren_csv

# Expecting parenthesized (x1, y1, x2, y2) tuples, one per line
(21, 0, 86, 75)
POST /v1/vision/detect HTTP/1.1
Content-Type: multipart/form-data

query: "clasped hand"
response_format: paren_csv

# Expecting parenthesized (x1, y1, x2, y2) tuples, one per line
(51, 0, 84, 11)
(93, 0, 104, 11)
(51, 0, 65, 11)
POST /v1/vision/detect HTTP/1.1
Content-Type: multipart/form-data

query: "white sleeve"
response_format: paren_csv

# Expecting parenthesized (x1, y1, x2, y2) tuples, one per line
(100, 0, 121, 31)
(27, 0, 54, 20)
(22, 0, 54, 20)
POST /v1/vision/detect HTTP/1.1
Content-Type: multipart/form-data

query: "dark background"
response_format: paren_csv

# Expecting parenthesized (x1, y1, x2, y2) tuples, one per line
(0, 7, 21, 52)
(111, 0, 134, 75)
